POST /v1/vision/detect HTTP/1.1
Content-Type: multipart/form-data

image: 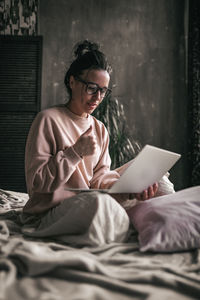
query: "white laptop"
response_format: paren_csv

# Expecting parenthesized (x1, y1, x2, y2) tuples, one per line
(66, 145, 181, 194)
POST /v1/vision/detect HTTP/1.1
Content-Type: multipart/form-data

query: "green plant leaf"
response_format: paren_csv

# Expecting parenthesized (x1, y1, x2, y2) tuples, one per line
(93, 94, 141, 169)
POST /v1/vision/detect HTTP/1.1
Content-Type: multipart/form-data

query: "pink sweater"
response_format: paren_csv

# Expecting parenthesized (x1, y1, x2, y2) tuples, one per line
(24, 105, 120, 213)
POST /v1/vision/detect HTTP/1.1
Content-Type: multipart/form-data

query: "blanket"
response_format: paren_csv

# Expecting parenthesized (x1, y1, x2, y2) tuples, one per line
(0, 189, 200, 300)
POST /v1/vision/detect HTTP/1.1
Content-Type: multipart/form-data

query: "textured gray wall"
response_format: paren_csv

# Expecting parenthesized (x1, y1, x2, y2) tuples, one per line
(39, 0, 188, 191)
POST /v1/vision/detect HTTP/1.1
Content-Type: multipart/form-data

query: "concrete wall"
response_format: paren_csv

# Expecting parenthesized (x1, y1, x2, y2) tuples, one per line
(39, 0, 189, 191)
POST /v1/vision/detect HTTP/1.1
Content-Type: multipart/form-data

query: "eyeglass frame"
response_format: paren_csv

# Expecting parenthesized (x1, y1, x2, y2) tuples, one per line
(74, 76, 112, 98)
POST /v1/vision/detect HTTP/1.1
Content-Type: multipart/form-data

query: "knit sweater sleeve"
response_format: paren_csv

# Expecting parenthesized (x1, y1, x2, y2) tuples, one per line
(25, 111, 82, 194)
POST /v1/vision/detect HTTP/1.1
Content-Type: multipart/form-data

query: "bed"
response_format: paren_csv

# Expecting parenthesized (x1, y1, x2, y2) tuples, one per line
(0, 187, 200, 300)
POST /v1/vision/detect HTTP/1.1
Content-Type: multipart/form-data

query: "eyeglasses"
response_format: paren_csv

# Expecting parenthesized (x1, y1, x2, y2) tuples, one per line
(75, 76, 111, 98)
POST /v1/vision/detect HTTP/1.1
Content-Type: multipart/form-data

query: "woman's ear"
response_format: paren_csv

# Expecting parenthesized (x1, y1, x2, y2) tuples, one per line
(69, 75, 75, 89)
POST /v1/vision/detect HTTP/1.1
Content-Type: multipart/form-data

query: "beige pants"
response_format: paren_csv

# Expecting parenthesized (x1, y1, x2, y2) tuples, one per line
(21, 192, 131, 247)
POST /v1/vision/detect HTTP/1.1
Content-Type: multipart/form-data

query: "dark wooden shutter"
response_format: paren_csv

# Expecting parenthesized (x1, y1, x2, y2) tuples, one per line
(0, 36, 42, 192)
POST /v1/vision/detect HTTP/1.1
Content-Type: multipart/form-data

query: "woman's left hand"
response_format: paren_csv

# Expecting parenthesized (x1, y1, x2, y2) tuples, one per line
(110, 182, 158, 203)
(134, 182, 158, 201)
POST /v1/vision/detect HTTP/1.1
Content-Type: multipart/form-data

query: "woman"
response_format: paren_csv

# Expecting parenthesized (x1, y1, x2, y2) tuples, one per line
(22, 40, 174, 246)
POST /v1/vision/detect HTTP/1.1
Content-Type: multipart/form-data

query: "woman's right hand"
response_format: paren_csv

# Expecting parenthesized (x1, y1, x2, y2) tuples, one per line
(73, 126, 97, 157)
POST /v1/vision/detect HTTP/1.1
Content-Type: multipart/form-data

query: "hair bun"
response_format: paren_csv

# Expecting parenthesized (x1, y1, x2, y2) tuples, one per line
(74, 40, 100, 59)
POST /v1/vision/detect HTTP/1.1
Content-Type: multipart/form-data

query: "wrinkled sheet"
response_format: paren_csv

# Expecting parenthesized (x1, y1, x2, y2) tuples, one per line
(0, 189, 200, 300)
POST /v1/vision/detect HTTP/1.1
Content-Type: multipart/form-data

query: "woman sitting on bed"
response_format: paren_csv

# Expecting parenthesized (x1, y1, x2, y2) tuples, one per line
(22, 40, 174, 246)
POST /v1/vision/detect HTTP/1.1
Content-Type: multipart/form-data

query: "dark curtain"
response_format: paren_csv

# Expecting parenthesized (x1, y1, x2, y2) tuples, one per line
(188, 0, 200, 186)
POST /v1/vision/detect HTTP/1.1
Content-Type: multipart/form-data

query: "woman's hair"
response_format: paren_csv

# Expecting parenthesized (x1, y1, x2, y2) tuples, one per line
(64, 40, 112, 98)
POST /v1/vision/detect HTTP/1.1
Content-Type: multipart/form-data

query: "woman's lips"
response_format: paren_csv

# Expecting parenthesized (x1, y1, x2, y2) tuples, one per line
(88, 103, 97, 109)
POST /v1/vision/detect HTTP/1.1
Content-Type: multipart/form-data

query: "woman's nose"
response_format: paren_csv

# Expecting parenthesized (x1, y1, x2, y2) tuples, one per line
(93, 90, 101, 100)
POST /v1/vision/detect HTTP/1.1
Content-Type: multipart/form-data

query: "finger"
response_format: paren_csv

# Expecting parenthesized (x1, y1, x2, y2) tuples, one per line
(88, 136, 97, 148)
(82, 125, 92, 136)
(153, 182, 159, 194)
(91, 143, 97, 153)
(90, 135, 97, 144)
(142, 190, 148, 200)
(148, 185, 154, 198)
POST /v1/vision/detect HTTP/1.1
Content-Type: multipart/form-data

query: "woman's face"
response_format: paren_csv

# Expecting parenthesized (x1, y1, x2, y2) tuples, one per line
(68, 69, 110, 117)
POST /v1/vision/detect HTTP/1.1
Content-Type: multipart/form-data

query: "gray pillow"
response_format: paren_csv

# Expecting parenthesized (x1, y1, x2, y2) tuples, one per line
(128, 186, 200, 252)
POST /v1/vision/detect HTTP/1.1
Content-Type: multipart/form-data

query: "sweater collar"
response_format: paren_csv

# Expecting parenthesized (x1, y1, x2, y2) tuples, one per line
(65, 106, 91, 123)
